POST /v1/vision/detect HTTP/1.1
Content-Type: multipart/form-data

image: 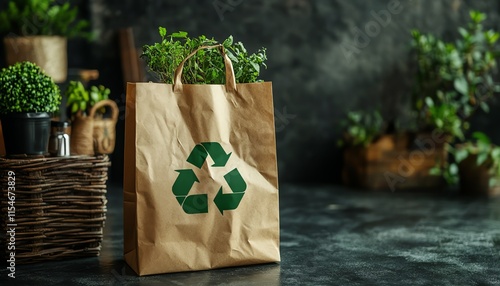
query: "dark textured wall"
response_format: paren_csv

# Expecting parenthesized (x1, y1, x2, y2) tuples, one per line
(3, 0, 500, 184)
(82, 0, 500, 184)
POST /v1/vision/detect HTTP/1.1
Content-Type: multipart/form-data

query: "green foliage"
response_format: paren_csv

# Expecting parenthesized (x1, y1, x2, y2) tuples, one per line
(456, 132, 500, 187)
(412, 10, 500, 139)
(65, 81, 110, 116)
(423, 95, 464, 140)
(0, 61, 61, 114)
(141, 27, 267, 84)
(338, 110, 384, 147)
(432, 132, 500, 186)
(0, 0, 91, 38)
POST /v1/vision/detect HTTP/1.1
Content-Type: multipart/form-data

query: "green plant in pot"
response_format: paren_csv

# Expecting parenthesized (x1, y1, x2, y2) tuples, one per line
(413, 10, 500, 192)
(64, 81, 118, 155)
(0, 0, 91, 83)
(0, 61, 61, 155)
(66, 81, 111, 118)
(438, 132, 500, 197)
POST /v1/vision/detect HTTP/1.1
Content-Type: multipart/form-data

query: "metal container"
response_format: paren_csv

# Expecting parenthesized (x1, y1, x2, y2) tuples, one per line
(48, 121, 71, 157)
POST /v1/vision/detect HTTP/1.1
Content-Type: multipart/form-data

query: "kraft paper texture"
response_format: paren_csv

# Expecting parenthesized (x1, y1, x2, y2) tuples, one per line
(123, 78, 280, 275)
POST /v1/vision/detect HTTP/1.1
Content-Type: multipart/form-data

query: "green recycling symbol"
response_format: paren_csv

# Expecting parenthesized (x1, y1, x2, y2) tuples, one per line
(172, 142, 247, 215)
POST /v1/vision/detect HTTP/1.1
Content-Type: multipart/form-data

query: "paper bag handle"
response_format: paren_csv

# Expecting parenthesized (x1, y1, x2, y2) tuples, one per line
(89, 99, 119, 122)
(173, 44, 237, 93)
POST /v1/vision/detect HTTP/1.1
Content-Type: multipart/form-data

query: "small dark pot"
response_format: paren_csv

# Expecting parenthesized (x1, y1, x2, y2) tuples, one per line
(0, 112, 51, 156)
(458, 154, 500, 197)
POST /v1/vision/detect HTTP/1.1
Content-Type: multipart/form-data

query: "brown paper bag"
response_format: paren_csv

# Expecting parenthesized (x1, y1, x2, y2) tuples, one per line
(123, 45, 280, 276)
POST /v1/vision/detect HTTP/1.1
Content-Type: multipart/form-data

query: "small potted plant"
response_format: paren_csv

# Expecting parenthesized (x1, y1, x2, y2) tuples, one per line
(412, 10, 500, 194)
(443, 132, 500, 197)
(65, 81, 118, 155)
(0, 0, 91, 83)
(66, 81, 111, 117)
(141, 27, 267, 84)
(0, 61, 61, 155)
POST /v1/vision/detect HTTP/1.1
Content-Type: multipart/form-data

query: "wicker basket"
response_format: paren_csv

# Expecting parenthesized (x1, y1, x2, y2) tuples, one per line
(71, 100, 119, 155)
(0, 155, 110, 264)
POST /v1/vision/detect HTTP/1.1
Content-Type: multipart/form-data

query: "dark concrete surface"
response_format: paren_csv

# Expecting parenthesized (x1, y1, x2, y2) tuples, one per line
(1, 184, 499, 285)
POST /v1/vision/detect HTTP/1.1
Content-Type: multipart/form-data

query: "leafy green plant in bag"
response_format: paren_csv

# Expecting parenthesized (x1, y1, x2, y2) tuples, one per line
(141, 27, 267, 84)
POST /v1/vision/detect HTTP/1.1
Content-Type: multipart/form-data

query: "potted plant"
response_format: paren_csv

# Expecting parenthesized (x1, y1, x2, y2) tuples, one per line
(441, 132, 500, 197)
(66, 81, 111, 117)
(0, 61, 61, 155)
(0, 0, 91, 83)
(65, 81, 118, 155)
(141, 27, 267, 84)
(412, 10, 500, 194)
(339, 110, 447, 190)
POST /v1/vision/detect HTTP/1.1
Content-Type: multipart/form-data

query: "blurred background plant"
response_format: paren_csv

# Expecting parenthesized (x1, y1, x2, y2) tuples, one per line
(432, 132, 500, 187)
(338, 110, 385, 147)
(412, 10, 500, 140)
(0, 0, 91, 38)
(66, 81, 110, 117)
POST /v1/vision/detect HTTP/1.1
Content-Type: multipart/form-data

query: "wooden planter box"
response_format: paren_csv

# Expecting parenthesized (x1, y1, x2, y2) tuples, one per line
(0, 155, 110, 264)
(458, 155, 500, 197)
(342, 133, 447, 190)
